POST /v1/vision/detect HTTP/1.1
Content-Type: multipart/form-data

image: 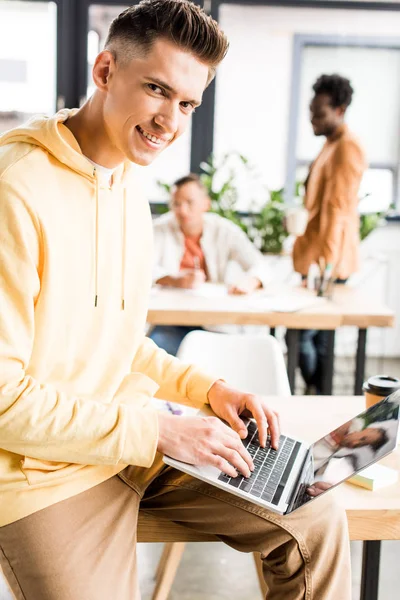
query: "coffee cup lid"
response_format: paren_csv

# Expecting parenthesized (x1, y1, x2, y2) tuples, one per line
(363, 374, 400, 396)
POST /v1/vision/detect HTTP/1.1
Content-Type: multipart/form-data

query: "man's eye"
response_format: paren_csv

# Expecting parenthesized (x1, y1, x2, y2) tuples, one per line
(181, 102, 195, 112)
(148, 84, 163, 95)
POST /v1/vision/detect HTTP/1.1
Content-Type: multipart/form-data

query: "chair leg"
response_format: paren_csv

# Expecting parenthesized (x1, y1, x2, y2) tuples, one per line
(253, 552, 268, 598)
(152, 542, 186, 600)
(154, 542, 174, 583)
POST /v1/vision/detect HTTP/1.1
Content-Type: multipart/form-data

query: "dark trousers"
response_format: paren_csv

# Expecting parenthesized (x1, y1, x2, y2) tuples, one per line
(296, 278, 347, 394)
(149, 325, 204, 356)
(298, 329, 331, 393)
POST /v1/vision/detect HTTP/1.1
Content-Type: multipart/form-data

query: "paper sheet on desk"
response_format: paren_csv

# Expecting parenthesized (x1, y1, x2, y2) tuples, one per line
(244, 294, 328, 312)
(151, 284, 228, 298)
(151, 286, 327, 312)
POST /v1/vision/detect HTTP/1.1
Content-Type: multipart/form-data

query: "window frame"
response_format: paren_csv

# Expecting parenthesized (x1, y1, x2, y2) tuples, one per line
(207, 0, 400, 210)
(287, 33, 400, 209)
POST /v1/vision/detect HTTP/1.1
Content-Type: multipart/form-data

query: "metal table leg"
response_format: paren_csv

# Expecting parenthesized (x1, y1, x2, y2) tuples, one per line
(355, 329, 367, 395)
(286, 329, 299, 394)
(270, 327, 276, 338)
(360, 541, 381, 600)
(320, 330, 335, 395)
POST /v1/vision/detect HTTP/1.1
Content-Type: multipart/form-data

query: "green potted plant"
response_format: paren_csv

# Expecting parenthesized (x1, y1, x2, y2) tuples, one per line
(246, 188, 289, 254)
(158, 154, 311, 254)
(359, 212, 383, 241)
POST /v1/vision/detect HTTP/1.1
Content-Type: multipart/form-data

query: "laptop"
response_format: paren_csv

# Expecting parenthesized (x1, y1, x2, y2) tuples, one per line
(163, 391, 400, 515)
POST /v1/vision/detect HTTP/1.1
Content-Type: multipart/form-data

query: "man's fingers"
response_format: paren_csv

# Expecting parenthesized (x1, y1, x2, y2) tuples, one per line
(244, 399, 280, 449)
(229, 286, 246, 295)
(204, 418, 253, 474)
(213, 417, 254, 472)
(247, 401, 269, 447)
(224, 410, 248, 439)
(272, 410, 281, 432)
(210, 455, 238, 478)
(264, 408, 280, 449)
(206, 416, 242, 439)
(228, 435, 254, 472)
(214, 444, 252, 478)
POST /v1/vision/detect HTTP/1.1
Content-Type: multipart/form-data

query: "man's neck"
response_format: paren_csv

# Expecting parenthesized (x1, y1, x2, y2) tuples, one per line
(181, 225, 203, 239)
(64, 94, 124, 169)
(326, 122, 345, 142)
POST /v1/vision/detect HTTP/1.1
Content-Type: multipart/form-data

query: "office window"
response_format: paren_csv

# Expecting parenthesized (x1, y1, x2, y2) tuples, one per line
(0, 1, 57, 133)
(298, 46, 400, 166)
(296, 44, 400, 211)
(215, 3, 400, 210)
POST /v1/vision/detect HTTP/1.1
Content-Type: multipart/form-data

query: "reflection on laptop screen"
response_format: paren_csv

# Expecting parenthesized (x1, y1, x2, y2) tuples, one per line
(311, 394, 399, 490)
(291, 392, 400, 511)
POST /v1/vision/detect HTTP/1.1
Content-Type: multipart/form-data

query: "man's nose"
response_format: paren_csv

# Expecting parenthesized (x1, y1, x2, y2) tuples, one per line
(154, 102, 180, 134)
(178, 204, 189, 217)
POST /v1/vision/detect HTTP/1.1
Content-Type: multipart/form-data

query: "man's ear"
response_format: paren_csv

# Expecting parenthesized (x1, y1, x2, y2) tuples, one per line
(92, 50, 115, 91)
(337, 105, 346, 119)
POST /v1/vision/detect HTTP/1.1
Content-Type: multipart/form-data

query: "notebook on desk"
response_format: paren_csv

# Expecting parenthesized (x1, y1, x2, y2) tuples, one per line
(246, 294, 327, 313)
(152, 285, 327, 312)
(164, 392, 400, 515)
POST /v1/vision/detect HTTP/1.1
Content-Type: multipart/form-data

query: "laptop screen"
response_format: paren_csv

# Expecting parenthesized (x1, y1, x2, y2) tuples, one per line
(290, 392, 400, 511)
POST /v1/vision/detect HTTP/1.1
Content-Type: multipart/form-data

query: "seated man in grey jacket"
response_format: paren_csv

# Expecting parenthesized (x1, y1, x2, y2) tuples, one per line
(150, 173, 269, 355)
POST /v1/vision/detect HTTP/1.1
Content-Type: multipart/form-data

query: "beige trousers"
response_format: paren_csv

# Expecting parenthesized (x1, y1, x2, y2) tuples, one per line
(0, 456, 351, 600)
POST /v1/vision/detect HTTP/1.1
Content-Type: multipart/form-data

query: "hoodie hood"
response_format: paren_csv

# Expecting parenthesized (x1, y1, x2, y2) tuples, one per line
(0, 109, 131, 185)
(0, 109, 137, 309)
(0, 112, 220, 528)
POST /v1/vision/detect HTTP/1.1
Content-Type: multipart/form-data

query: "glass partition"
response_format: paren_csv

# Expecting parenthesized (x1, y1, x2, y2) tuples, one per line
(215, 3, 400, 209)
(0, 1, 57, 133)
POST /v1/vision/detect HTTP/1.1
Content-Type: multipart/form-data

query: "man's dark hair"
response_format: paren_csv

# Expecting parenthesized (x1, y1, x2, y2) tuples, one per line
(312, 74, 354, 109)
(105, 0, 229, 85)
(173, 173, 207, 192)
(369, 428, 389, 453)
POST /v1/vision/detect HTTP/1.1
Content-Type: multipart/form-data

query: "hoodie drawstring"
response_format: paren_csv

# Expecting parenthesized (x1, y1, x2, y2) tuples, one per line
(93, 171, 126, 311)
(121, 188, 126, 311)
(94, 173, 99, 308)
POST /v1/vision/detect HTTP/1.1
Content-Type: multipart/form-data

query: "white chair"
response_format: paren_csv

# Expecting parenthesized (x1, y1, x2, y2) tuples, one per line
(151, 331, 291, 600)
(177, 331, 291, 396)
(0, 568, 14, 600)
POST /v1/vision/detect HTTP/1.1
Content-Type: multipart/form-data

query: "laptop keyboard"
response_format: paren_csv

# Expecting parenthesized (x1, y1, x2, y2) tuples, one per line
(218, 420, 301, 506)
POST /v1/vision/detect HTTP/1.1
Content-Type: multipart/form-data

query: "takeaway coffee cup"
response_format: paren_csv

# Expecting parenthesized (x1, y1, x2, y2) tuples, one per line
(363, 375, 400, 409)
(285, 206, 308, 236)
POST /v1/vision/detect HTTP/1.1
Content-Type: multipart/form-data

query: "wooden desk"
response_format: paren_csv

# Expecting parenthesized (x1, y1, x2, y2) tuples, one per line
(138, 396, 400, 600)
(147, 285, 395, 394)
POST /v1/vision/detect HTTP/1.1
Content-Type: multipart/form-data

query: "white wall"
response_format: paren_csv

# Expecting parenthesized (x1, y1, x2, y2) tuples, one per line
(215, 4, 400, 202)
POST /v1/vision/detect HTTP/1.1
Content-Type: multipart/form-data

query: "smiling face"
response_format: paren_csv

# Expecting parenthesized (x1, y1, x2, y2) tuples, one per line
(93, 38, 209, 166)
(310, 93, 345, 138)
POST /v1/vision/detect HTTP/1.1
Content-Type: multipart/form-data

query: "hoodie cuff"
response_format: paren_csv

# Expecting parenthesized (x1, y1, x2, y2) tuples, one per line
(186, 370, 221, 408)
(120, 405, 159, 467)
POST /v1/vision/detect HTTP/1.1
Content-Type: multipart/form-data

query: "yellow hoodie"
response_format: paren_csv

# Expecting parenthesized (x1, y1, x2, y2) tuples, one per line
(0, 110, 216, 526)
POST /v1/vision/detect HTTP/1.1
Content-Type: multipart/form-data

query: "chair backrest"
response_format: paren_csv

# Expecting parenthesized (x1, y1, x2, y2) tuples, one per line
(177, 331, 290, 396)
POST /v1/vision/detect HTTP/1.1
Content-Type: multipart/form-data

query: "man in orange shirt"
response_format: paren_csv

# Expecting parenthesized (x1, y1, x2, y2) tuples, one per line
(151, 174, 269, 354)
(292, 74, 366, 394)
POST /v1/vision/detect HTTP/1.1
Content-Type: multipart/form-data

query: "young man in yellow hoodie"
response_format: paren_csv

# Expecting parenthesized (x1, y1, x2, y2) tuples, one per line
(0, 2, 351, 598)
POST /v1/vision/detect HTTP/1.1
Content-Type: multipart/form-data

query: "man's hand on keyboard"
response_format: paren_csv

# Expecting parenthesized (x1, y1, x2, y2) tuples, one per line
(157, 412, 254, 478)
(207, 380, 281, 450)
